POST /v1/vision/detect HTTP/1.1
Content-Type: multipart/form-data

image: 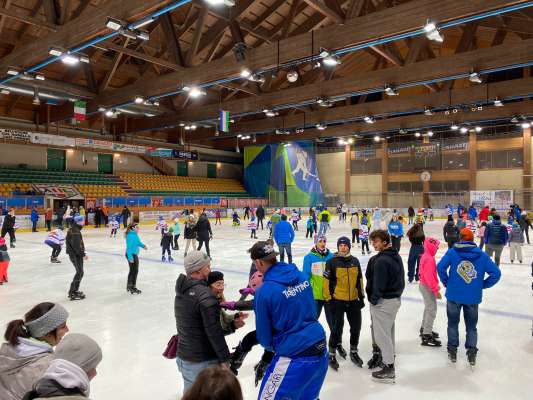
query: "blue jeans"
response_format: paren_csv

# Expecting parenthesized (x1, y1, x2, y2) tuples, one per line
(278, 243, 293, 264)
(318, 222, 328, 235)
(258, 351, 328, 400)
(176, 357, 219, 393)
(407, 244, 423, 282)
(446, 301, 479, 351)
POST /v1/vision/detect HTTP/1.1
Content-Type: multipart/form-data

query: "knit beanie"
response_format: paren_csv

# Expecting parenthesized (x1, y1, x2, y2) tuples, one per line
(207, 271, 224, 286)
(460, 228, 474, 242)
(314, 234, 327, 244)
(337, 236, 351, 250)
(184, 250, 210, 275)
(25, 303, 69, 338)
(53, 333, 102, 372)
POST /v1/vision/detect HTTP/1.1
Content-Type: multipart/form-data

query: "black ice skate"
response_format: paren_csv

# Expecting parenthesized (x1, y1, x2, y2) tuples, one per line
(328, 353, 339, 371)
(50, 257, 61, 264)
(467, 349, 477, 369)
(69, 291, 85, 301)
(448, 347, 457, 363)
(421, 334, 442, 347)
(367, 345, 383, 369)
(254, 359, 269, 387)
(128, 287, 142, 295)
(229, 341, 249, 375)
(350, 350, 363, 367)
(371, 364, 395, 383)
(336, 345, 347, 359)
(162, 255, 166, 262)
(168, 256, 174, 262)
(419, 327, 439, 339)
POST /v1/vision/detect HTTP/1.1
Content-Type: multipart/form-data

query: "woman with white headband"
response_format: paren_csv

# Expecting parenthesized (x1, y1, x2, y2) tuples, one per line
(0, 302, 69, 400)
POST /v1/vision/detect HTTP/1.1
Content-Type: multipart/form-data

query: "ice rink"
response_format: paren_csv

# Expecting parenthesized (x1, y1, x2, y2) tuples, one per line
(1, 217, 532, 400)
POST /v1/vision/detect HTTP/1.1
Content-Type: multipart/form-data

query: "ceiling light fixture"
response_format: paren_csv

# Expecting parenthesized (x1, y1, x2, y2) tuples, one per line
(451, 124, 459, 130)
(338, 139, 346, 145)
(240, 68, 252, 78)
(134, 95, 144, 104)
(316, 123, 327, 130)
(319, 48, 341, 67)
(460, 126, 468, 133)
(494, 99, 503, 107)
(364, 116, 375, 124)
(469, 71, 482, 84)
(374, 135, 381, 142)
(415, 132, 421, 137)
(424, 20, 444, 43)
(475, 126, 482, 132)
(0, 88, 10, 95)
(204, 0, 235, 6)
(105, 17, 124, 31)
(424, 107, 434, 116)
(188, 87, 206, 98)
(286, 70, 299, 83)
(427, 130, 434, 137)
(384, 85, 399, 96)
(521, 121, 532, 129)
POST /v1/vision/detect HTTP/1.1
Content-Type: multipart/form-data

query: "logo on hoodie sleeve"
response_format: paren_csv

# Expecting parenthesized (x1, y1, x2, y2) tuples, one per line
(457, 261, 477, 284)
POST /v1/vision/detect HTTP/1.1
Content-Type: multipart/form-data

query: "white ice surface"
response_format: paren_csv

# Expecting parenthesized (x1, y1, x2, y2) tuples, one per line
(1, 218, 532, 400)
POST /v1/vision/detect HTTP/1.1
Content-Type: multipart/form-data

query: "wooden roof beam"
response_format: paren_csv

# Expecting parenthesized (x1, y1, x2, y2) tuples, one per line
(302, 0, 344, 23)
(0, 4, 58, 31)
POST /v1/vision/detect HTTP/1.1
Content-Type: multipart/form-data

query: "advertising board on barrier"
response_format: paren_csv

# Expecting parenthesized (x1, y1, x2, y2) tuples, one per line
(75, 138, 114, 150)
(0, 128, 31, 142)
(32, 184, 84, 199)
(0, 214, 44, 229)
(470, 190, 513, 209)
(112, 142, 146, 154)
(30, 132, 76, 147)
(173, 150, 199, 160)
(145, 148, 174, 157)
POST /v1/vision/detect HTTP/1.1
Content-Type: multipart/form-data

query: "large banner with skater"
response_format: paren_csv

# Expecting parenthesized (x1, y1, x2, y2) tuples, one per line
(244, 141, 324, 207)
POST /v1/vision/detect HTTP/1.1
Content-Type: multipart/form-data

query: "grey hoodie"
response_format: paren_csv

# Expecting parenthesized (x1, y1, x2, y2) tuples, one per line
(0, 338, 53, 400)
(27, 359, 89, 399)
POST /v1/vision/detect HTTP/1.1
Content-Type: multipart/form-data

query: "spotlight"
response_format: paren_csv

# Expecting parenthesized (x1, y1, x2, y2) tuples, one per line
(424, 107, 434, 116)
(460, 127, 468, 133)
(338, 139, 346, 145)
(424, 23, 444, 42)
(475, 126, 482, 132)
(190, 124, 197, 130)
(469, 72, 482, 84)
(134, 95, 144, 104)
(188, 87, 206, 98)
(522, 121, 532, 129)
(263, 109, 278, 117)
(364, 116, 375, 124)
(451, 124, 459, 130)
(427, 130, 434, 137)
(35, 74, 45, 81)
(240, 68, 252, 78)
(384, 85, 399, 96)
(415, 132, 421, 137)
(106, 17, 124, 31)
(347, 138, 354, 144)
(494, 99, 503, 107)
(374, 135, 381, 142)
(319, 48, 340, 66)
(423, 20, 437, 33)
(286, 70, 299, 83)
(316, 123, 327, 130)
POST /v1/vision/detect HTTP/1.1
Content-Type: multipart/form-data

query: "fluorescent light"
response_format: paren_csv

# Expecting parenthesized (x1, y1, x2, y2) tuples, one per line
(322, 55, 340, 66)
(135, 30, 150, 41)
(451, 124, 459, 130)
(190, 124, 197, 130)
(264, 110, 278, 117)
(522, 121, 532, 129)
(7, 69, 19, 76)
(374, 135, 380, 142)
(240, 68, 252, 78)
(494, 99, 503, 107)
(61, 54, 80, 65)
(460, 127, 468, 133)
(145, 113, 155, 117)
(188, 87, 206, 98)
(35, 74, 45, 81)
(106, 17, 124, 31)
(364, 116, 375, 124)
(415, 132, 421, 137)
(469, 72, 482, 84)
(132, 17, 155, 29)
(384, 85, 398, 96)
(475, 126, 482, 132)
(185, 125, 191, 130)
(316, 123, 326, 130)
(427, 130, 434, 137)
(205, 0, 235, 5)
(49, 47, 63, 57)
(105, 110, 114, 117)
(0, 89, 10, 95)
(80, 55, 90, 64)
(134, 96, 144, 104)
(424, 107, 434, 116)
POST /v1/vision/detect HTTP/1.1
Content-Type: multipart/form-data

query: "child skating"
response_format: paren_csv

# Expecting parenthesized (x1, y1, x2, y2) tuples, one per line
(360, 222, 370, 255)
(110, 217, 120, 238)
(172, 217, 181, 250)
(45, 225, 65, 263)
(306, 215, 315, 238)
(291, 209, 299, 231)
(232, 211, 240, 227)
(156, 215, 168, 234)
(161, 227, 174, 262)
(418, 237, 442, 347)
(66, 214, 87, 301)
(0, 237, 9, 285)
(248, 215, 258, 239)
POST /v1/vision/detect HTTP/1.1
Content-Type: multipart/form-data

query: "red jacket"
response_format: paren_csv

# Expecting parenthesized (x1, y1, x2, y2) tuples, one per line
(479, 207, 490, 221)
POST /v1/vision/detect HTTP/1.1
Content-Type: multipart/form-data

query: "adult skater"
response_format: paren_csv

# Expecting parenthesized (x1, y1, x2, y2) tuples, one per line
(196, 213, 213, 258)
(323, 236, 365, 370)
(437, 228, 501, 367)
(1, 208, 16, 248)
(0, 302, 70, 400)
(244, 206, 250, 220)
(302, 234, 334, 327)
(44, 208, 53, 232)
(66, 214, 87, 300)
(318, 208, 331, 235)
(214, 208, 222, 226)
(183, 215, 197, 257)
(172, 217, 181, 250)
(366, 230, 405, 383)
(250, 241, 328, 399)
(351, 211, 360, 245)
(174, 251, 230, 392)
(388, 215, 404, 251)
(479, 205, 490, 222)
(273, 214, 295, 264)
(406, 221, 425, 283)
(45, 225, 65, 263)
(55, 205, 65, 227)
(519, 211, 532, 245)
(30, 207, 39, 232)
(407, 206, 415, 225)
(443, 215, 460, 249)
(256, 205, 265, 230)
(483, 214, 508, 266)
(125, 222, 147, 294)
(468, 205, 478, 222)
(121, 206, 131, 229)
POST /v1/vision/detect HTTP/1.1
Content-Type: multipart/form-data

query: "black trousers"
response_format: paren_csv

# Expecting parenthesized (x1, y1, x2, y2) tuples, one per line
(56, 217, 63, 227)
(523, 227, 530, 244)
(46, 220, 52, 231)
(250, 229, 257, 238)
(173, 234, 180, 249)
(292, 221, 298, 231)
(126, 254, 139, 289)
(361, 240, 369, 253)
(68, 254, 84, 294)
(239, 330, 275, 363)
(197, 239, 210, 257)
(315, 300, 333, 331)
(32, 221, 37, 232)
(327, 300, 363, 352)
(162, 243, 171, 256)
(447, 239, 458, 249)
(258, 218, 264, 230)
(50, 243, 61, 258)
(391, 236, 401, 251)
(306, 227, 314, 238)
(110, 228, 117, 237)
(122, 217, 128, 229)
(1, 228, 15, 246)
(352, 229, 360, 244)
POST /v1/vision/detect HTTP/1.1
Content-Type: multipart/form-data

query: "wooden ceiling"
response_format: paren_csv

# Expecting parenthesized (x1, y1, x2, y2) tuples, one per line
(0, 0, 532, 149)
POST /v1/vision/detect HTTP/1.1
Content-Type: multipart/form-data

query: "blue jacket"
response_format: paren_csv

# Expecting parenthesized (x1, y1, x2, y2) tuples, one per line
(388, 221, 403, 237)
(484, 221, 508, 245)
(273, 220, 295, 244)
(468, 207, 477, 220)
(254, 262, 326, 357)
(126, 231, 145, 262)
(437, 241, 501, 305)
(30, 209, 39, 222)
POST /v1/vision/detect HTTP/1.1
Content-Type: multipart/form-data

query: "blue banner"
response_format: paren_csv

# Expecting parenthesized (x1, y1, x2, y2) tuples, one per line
(138, 197, 150, 206)
(184, 197, 193, 205)
(163, 197, 174, 206)
(174, 197, 184, 206)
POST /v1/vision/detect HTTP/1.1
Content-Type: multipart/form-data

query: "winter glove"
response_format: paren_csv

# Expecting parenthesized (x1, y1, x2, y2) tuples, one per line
(359, 298, 365, 309)
(239, 287, 254, 296)
(220, 301, 237, 310)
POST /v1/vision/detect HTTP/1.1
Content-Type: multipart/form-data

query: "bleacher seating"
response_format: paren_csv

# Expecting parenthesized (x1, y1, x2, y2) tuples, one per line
(76, 185, 127, 198)
(0, 183, 32, 197)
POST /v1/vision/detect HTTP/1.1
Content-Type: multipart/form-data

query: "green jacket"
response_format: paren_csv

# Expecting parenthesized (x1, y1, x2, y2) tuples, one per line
(302, 248, 334, 300)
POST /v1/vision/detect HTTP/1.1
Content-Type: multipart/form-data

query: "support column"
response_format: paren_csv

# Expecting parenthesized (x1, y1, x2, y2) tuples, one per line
(523, 127, 531, 208)
(469, 131, 477, 190)
(422, 137, 430, 207)
(345, 144, 351, 204)
(381, 140, 388, 207)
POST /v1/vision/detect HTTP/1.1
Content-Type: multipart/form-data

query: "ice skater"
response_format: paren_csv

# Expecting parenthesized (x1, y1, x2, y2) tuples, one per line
(125, 222, 147, 294)
(0, 237, 9, 285)
(172, 217, 181, 250)
(156, 215, 168, 235)
(248, 215, 258, 239)
(1, 208, 16, 248)
(66, 214, 87, 300)
(45, 224, 65, 263)
(161, 227, 174, 263)
(305, 214, 315, 239)
(110, 217, 119, 238)
(291, 209, 299, 231)
(232, 211, 240, 227)
(360, 220, 370, 255)
(183, 215, 197, 257)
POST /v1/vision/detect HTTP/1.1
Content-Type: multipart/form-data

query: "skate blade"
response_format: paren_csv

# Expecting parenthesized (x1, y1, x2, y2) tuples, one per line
(371, 377, 395, 384)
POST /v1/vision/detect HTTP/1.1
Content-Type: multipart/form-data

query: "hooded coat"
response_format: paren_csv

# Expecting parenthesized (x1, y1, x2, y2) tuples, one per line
(302, 247, 334, 301)
(254, 261, 325, 357)
(195, 215, 212, 241)
(437, 241, 501, 305)
(419, 238, 440, 296)
(365, 247, 405, 305)
(0, 338, 54, 400)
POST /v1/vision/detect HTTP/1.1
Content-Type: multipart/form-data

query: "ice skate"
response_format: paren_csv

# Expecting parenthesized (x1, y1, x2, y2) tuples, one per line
(448, 347, 457, 363)
(467, 350, 477, 369)
(161, 255, 166, 262)
(328, 354, 339, 371)
(254, 359, 269, 387)
(336, 345, 347, 359)
(168, 256, 174, 262)
(421, 334, 442, 347)
(69, 291, 85, 301)
(419, 328, 439, 339)
(128, 287, 142, 294)
(367, 345, 383, 369)
(350, 349, 363, 368)
(229, 341, 249, 375)
(371, 364, 395, 383)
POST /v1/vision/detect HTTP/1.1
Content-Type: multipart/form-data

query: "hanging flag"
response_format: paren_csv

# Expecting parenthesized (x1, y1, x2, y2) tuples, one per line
(220, 110, 230, 132)
(74, 101, 86, 121)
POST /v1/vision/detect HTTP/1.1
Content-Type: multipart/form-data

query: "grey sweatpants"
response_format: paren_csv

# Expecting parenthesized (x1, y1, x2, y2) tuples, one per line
(419, 284, 437, 335)
(509, 242, 523, 262)
(485, 244, 503, 266)
(370, 298, 401, 365)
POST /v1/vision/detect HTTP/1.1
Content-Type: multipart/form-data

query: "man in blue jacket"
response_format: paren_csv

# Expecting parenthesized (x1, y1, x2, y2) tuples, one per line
(30, 207, 39, 232)
(483, 214, 508, 266)
(437, 228, 501, 367)
(468, 205, 478, 221)
(250, 241, 328, 400)
(273, 214, 295, 264)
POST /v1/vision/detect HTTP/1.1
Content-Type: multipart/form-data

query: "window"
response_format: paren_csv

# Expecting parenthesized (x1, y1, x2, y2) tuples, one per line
(388, 156, 415, 173)
(477, 150, 523, 169)
(442, 152, 469, 170)
(429, 181, 469, 192)
(387, 181, 422, 192)
(350, 158, 382, 174)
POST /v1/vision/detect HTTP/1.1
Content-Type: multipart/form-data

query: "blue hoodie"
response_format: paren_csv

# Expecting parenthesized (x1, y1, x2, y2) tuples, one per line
(468, 207, 477, 220)
(437, 241, 501, 305)
(30, 209, 39, 222)
(273, 220, 295, 245)
(254, 262, 325, 357)
(126, 230, 146, 262)
(388, 221, 403, 237)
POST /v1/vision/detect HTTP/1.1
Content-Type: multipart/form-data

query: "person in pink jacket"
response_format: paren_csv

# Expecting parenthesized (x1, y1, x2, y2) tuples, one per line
(418, 237, 442, 347)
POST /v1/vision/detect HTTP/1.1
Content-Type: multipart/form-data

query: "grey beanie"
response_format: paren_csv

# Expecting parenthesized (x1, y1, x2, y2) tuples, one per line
(25, 304, 69, 338)
(53, 333, 102, 372)
(184, 250, 210, 275)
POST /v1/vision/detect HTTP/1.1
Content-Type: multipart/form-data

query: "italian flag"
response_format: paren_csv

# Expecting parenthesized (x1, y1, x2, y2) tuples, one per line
(220, 110, 229, 133)
(74, 101, 86, 121)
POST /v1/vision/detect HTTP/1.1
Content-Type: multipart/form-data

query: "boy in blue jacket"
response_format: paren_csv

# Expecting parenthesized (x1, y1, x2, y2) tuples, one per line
(437, 228, 501, 367)
(250, 241, 328, 400)
(273, 214, 295, 264)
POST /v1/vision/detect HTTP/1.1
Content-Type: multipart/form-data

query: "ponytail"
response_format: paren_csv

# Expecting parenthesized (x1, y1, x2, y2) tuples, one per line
(4, 319, 29, 346)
